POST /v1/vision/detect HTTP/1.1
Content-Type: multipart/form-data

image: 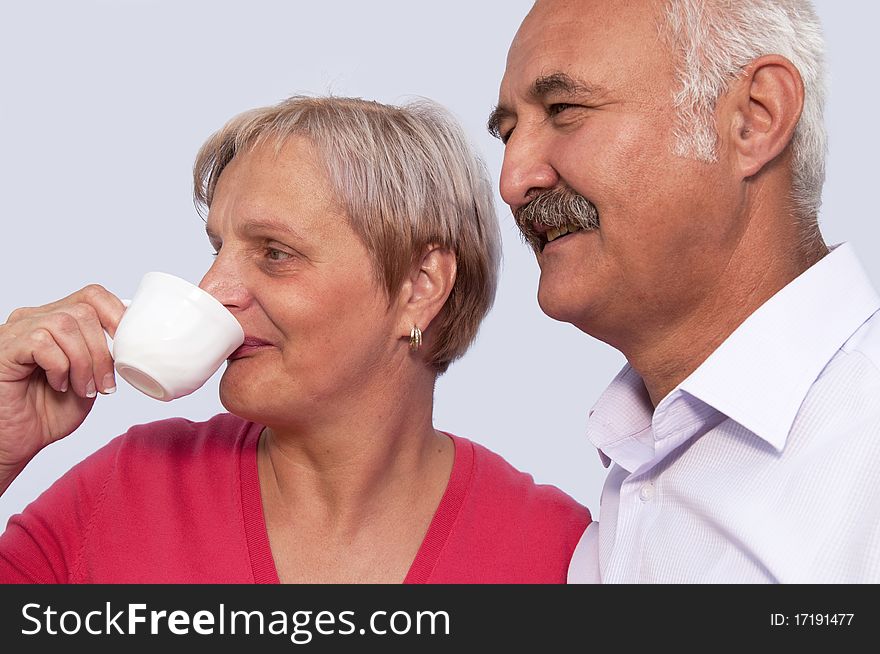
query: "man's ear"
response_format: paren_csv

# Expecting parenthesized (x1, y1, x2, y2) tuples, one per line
(396, 244, 457, 340)
(724, 54, 805, 178)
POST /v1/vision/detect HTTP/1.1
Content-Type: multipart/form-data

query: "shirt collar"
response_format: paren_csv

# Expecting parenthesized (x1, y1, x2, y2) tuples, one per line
(587, 365, 655, 472)
(674, 242, 880, 451)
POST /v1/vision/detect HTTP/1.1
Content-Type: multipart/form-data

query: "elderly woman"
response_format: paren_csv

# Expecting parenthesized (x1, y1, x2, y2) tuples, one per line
(0, 96, 589, 583)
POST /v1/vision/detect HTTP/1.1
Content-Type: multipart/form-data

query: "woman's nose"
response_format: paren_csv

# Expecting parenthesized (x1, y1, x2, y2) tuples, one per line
(199, 254, 248, 310)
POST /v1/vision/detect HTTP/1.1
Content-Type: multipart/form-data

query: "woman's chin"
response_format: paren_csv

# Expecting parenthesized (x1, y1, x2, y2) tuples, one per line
(218, 373, 291, 426)
(218, 374, 257, 418)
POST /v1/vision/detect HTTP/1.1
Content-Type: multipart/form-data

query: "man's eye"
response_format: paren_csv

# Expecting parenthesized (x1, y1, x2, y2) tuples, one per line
(501, 128, 514, 145)
(548, 103, 576, 116)
(266, 248, 291, 261)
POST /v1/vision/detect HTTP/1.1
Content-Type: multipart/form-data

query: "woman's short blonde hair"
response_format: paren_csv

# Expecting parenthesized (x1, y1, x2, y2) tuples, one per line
(193, 95, 501, 374)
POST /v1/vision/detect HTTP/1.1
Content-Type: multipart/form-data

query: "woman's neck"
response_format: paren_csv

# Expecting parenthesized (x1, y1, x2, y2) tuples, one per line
(257, 366, 451, 531)
(255, 366, 455, 583)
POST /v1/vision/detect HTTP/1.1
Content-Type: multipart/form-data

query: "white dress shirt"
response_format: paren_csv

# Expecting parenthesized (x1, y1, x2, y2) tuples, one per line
(569, 243, 880, 583)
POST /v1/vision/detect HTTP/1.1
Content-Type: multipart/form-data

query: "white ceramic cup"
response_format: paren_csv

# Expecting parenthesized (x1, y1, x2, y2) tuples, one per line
(112, 272, 244, 401)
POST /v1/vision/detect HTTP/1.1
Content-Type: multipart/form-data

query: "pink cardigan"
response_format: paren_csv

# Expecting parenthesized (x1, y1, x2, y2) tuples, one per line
(0, 413, 590, 583)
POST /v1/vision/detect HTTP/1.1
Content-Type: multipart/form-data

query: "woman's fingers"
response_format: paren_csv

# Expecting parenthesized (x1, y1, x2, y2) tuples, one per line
(3, 285, 126, 396)
(72, 284, 128, 340)
(24, 328, 71, 393)
(0, 285, 124, 475)
(39, 312, 98, 398)
(64, 301, 117, 394)
(9, 285, 127, 337)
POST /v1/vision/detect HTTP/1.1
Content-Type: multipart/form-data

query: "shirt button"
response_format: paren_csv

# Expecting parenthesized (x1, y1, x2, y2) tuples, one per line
(639, 482, 655, 503)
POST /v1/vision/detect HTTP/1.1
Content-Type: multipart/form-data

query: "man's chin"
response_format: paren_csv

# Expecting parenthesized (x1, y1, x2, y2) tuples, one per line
(537, 282, 584, 325)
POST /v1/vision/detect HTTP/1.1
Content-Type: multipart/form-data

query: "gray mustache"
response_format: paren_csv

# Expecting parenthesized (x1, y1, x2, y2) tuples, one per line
(513, 188, 600, 253)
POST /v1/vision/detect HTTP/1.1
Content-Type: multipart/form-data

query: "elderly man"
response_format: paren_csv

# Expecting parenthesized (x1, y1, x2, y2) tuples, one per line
(490, 0, 880, 582)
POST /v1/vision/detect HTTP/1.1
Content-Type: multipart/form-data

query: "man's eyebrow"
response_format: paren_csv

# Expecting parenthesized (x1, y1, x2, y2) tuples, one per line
(487, 74, 606, 139)
(531, 73, 604, 101)
(487, 105, 514, 139)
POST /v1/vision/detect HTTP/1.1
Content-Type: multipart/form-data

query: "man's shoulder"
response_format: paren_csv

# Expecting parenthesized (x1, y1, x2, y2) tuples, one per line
(841, 308, 880, 376)
(817, 308, 880, 411)
(797, 311, 880, 450)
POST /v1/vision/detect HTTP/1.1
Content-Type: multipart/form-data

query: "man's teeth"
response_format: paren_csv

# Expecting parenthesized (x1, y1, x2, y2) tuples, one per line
(545, 223, 584, 243)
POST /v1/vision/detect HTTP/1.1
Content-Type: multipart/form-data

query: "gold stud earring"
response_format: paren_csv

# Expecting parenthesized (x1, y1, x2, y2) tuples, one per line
(409, 325, 422, 351)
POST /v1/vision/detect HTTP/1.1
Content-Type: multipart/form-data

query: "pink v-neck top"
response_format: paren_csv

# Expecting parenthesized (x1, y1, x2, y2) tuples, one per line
(0, 414, 590, 583)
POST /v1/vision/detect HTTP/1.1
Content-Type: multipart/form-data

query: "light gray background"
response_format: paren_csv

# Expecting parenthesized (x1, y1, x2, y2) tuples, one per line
(1, 0, 877, 529)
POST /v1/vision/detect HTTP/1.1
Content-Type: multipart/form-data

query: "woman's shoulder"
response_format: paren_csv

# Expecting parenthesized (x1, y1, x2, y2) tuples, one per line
(448, 434, 591, 528)
(61, 413, 260, 490)
(424, 434, 590, 583)
(0, 414, 261, 582)
(119, 412, 257, 454)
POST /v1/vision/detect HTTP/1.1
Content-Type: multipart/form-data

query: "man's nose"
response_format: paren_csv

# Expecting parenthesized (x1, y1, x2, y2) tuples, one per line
(199, 253, 248, 311)
(499, 130, 560, 210)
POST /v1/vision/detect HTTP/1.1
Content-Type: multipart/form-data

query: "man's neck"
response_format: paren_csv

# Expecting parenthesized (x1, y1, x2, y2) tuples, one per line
(628, 237, 829, 406)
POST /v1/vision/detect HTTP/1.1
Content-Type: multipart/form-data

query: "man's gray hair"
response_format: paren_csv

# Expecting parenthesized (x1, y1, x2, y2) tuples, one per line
(194, 95, 501, 374)
(662, 0, 827, 225)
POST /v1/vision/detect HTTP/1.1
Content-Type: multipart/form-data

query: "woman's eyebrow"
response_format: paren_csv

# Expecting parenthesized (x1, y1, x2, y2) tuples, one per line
(204, 219, 307, 242)
(238, 218, 306, 241)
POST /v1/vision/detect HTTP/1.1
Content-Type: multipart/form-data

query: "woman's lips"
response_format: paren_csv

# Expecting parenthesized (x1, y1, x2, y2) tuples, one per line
(228, 337, 274, 360)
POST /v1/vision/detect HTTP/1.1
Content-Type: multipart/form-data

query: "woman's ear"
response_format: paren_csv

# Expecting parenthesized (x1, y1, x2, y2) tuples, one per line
(723, 54, 805, 178)
(397, 244, 457, 339)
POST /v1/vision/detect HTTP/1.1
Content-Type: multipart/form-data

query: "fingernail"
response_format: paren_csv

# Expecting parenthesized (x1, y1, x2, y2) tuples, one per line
(60, 379, 69, 393)
(85, 379, 97, 398)
(102, 373, 116, 394)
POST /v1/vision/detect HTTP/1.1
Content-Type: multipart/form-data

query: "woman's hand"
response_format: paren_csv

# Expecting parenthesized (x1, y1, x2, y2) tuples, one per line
(0, 284, 126, 492)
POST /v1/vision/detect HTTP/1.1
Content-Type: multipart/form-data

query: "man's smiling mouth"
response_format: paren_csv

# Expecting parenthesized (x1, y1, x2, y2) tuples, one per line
(545, 222, 586, 245)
